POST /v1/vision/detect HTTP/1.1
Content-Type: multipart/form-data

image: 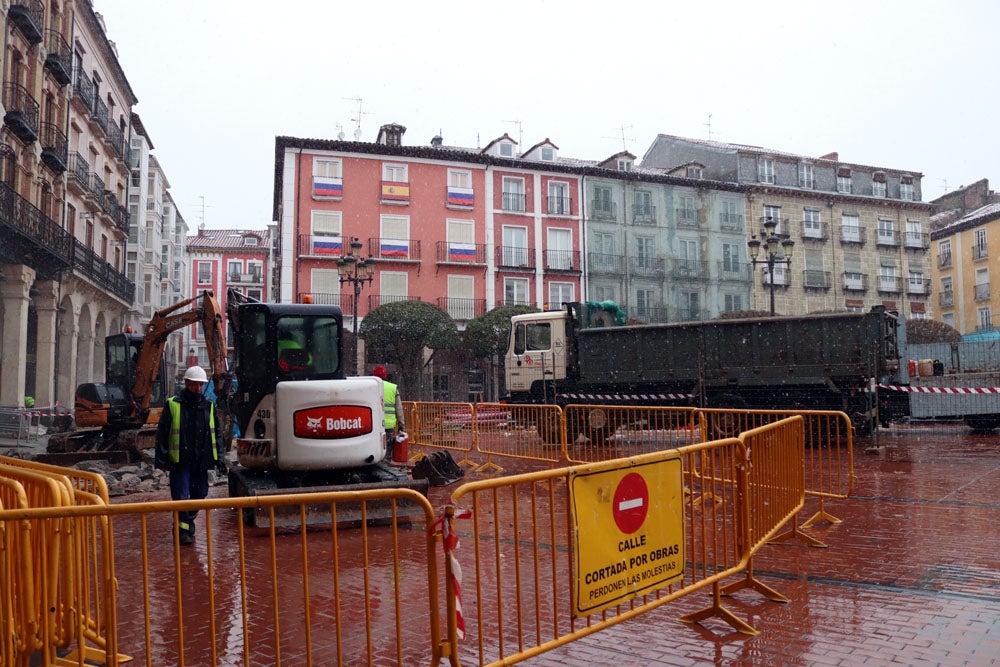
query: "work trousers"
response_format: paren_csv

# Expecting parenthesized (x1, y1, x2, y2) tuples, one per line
(169, 467, 210, 537)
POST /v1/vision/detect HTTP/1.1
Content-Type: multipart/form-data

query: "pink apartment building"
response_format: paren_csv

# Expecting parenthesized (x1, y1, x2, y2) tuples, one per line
(272, 125, 586, 395)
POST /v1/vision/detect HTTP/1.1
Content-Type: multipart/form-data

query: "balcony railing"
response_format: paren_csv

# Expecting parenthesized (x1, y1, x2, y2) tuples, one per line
(975, 283, 991, 301)
(9, 0, 44, 44)
(72, 69, 96, 112)
(876, 230, 900, 247)
(675, 208, 698, 227)
(590, 200, 617, 219)
(630, 256, 664, 277)
(877, 276, 903, 294)
(437, 297, 486, 321)
(906, 278, 932, 296)
(88, 173, 106, 204)
(669, 258, 704, 280)
(368, 237, 420, 262)
(92, 96, 109, 134)
(545, 195, 571, 215)
(632, 204, 656, 224)
(0, 181, 72, 280)
(839, 226, 866, 245)
(72, 239, 135, 302)
(973, 244, 989, 261)
(587, 252, 624, 275)
(368, 294, 421, 311)
(106, 126, 124, 158)
(44, 29, 72, 85)
(501, 191, 525, 212)
(719, 212, 744, 231)
(629, 306, 669, 324)
(801, 221, 827, 241)
(718, 261, 750, 282)
(228, 270, 264, 285)
(3, 82, 39, 143)
(671, 307, 704, 323)
(496, 246, 534, 269)
(762, 266, 790, 287)
(543, 249, 579, 272)
(436, 240, 486, 264)
(938, 252, 952, 268)
(40, 122, 68, 173)
(68, 152, 89, 190)
(939, 291, 954, 308)
(904, 231, 928, 250)
(803, 269, 831, 289)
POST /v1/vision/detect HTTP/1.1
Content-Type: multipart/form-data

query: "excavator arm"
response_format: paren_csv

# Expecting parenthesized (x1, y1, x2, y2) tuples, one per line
(130, 290, 229, 421)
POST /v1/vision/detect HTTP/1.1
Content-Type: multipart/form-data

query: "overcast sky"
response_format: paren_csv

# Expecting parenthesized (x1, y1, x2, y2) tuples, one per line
(95, 0, 999, 231)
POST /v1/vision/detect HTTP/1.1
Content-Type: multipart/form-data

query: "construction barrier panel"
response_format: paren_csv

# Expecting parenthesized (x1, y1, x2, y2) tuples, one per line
(438, 417, 806, 665)
(408, 401, 478, 466)
(0, 486, 443, 666)
(470, 403, 565, 473)
(562, 405, 698, 464)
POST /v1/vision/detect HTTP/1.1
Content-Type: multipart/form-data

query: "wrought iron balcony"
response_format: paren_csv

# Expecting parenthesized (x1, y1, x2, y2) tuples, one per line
(228, 270, 264, 285)
(72, 69, 96, 112)
(938, 252, 952, 268)
(298, 233, 343, 257)
(974, 283, 991, 301)
(92, 96, 109, 134)
(106, 126, 124, 159)
(839, 226, 866, 245)
(801, 221, 827, 241)
(40, 122, 68, 173)
(88, 173, 106, 204)
(436, 240, 486, 264)
(3, 82, 39, 143)
(368, 294, 421, 311)
(496, 246, 534, 269)
(669, 258, 703, 280)
(719, 212, 744, 231)
(44, 30, 72, 85)
(718, 260, 750, 282)
(939, 290, 954, 308)
(543, 249, 579, 272)
(843, 273, 868, 292)
(297, 292, 349, 310)
(630, 256, 665, 278)
(587, 252, 624, 275)
(876, 230, 900, 247)
(803, 269, 831, 290)
(675, 208, 699, 227)
(590, 200, 617, 220)
(501, 191, 526, 212)
(906, 278, 932, 296)
(436, 297, 486, 321)
(629, 306, 669, 324)
(877, 276, 903, 294)
(632, 204, 656, 224)
(972, 244, 989, 261)
(9, 0, 44, 44)
(368, 237, 420, 262)
(546, 195, 571, 215)
(904, 231, 929, 250)
(68, 153, 90, 191)
(71, 239, 135, 303)
(0, 181, 71, 280)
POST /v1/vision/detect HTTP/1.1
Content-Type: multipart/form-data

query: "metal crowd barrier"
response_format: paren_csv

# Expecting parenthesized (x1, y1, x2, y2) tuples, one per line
(562, 405, 698, 463)
(437, 417, 805, 665)
(407, 401, 478, 467)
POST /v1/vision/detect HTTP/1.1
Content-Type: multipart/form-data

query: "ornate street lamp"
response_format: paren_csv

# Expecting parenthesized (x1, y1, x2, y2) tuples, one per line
(338, 237, 376, 374)
(747, 217, 795, 316)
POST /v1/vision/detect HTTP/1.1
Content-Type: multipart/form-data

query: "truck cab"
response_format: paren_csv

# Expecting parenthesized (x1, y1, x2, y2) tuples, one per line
(505, 309, 571, 402)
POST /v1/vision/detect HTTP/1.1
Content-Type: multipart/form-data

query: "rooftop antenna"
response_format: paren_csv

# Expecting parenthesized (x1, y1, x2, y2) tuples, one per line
(336, 122, 345, 141)
(940, 178, 949, 194)
(344, 97, 373, 139)
(197, 195, 215, 230)
(602, 124, 634, 152)
(503, 118, 523, 146)
(704, 113, 715, 140)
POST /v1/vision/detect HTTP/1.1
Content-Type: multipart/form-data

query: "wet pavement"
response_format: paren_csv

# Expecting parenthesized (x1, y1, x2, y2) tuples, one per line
(3, 422, 999, 665)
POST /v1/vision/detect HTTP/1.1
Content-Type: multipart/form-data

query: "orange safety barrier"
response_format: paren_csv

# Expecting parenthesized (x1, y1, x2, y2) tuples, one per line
(0, 477, 32, 666)
(438, 417, 806, 664)
(407, 401, 478, 467)
(695, 409, 854, 546)
(0, 486, 442, 666)
(470, 403, 565, 473)
(563, 404, 698, 464)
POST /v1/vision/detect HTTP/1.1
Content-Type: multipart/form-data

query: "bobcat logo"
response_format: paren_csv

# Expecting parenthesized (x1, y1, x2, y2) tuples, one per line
(306, 416, 323, 432)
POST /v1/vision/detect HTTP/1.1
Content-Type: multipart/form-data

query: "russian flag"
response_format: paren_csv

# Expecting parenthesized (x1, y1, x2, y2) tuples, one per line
(313, 177, 343, 198)
(447, 187, 474, 207)
(313, 236, 342, 255)
(449, 243, 477, 262)
(381, 240, 409, 258)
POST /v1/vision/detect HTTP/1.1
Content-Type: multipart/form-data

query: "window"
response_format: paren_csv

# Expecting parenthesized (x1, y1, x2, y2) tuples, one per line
(636, 236, 656, 271)
(311, 210, 343, 256)
(313, 158, 343, 199)
(447, 219, 476, 262)
(974, 228, 988, 259)
(547, 181, 569, 215)
(448, 169, 474, 208)
(877, 219, 896, 245)
(686, 165, 703, 179)
(872, 180, 886, 197)
(513, 322, 550, 355)
(591, 285, 616, 302)
(311, 268, 341, 306)
(906, 220, 923, 248)
(504, 278, 530, 306)
(758, 158, 774, 184)
(448, 170, 471, 189)
(548, 281, 574, 307)
(908, 267, 926, 294)
(879, 259, 898, 292)
(540, 146, 555, 161)
(978, 307, 993, 329)
(382, 163, 407, 182)
(844, 252, 863, 289)
(446, 275, 476, 319)
(247, 261, 263, 282)
(242, 235, 259, 246)
(679, 291, 700, 320)
(798, 163, 814, 189)
(499, 141, 515, 158)
(592, 186, 614, 217)
(502, 176, 525, 212)
(724, 294, 744, 312)
(837, 169, 852, 194)
(547, 228, 572, 270)
(940, 276, 953, 305)
(803, 209, 822, 238)
(942, 312, 956, 327)
(900, 180, 915, 201)
(379, 215, 410, 258)
(314, 158, 341, 178)
(804, 249, 826, 288)
(380, 271, 408, 302)
(720, 200, 743, 229)
(502, 225, 529, 266)
(975, 267, 990, 301)
(677, 195, 696, 224)
(617, 159, 632, 172)
(197, 261, 212, 284)
(633, 190, 654, 223)
(635, 288, 655, 316)
(938, 239, 952, 267)
(841, 214, 861, 242)
(764, 205, 782, 233)
(722, 243, 743, 275)
(228, 260, 242, 281)
(591, 232, 615, 271)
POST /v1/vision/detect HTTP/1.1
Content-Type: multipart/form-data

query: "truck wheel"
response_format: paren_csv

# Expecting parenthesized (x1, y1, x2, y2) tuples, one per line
(582, 407, 613, 445)
(964, 415, 1000, 432)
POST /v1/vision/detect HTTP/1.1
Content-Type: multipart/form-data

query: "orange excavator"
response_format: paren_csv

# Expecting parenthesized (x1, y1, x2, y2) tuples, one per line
(47, 291, 231, 456)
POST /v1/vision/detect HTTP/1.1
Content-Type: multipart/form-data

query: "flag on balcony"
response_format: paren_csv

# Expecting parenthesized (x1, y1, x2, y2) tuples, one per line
(381, 181, 410, 202)
(447, 187, 474, 207)
(449, 242, 476, 262)
(313, 176, 343, 198)
(381, 239, 409, 258)
(313, 236, 343, 255)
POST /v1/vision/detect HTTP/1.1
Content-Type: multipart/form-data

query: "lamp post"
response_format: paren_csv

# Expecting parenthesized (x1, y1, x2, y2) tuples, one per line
(747, 217, 795, 316)
(338, 237, 376, 375)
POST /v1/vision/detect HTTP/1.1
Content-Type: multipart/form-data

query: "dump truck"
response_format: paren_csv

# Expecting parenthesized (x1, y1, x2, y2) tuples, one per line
(505, 302, 904, 440)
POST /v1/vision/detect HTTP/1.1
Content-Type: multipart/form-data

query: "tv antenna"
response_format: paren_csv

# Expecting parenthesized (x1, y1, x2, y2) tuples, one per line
(197, 195, 215, 230)
(503, 118, 523, 146)
(602, 124, 634, 152)
(344, 97, 373, 139)
(704, 114, 716, 140)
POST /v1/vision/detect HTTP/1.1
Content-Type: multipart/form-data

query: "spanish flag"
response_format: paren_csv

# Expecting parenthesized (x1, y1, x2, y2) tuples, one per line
(382, 181, 410, 202)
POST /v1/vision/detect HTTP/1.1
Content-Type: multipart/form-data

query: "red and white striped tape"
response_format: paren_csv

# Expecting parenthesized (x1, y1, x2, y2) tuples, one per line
(879, 384, 1000, 395)
(431, 506, 473, 640)
(558, 392, 696, 401)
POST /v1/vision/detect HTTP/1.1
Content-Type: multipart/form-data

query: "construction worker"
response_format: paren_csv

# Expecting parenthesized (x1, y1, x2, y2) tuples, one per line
(373, 365, 404, 457)
(155, 365, 225, 546)
(277, 331, 312, 372)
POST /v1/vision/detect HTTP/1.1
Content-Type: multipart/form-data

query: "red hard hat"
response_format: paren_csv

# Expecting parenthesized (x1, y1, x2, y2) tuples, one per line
(373, 365, 387, 379)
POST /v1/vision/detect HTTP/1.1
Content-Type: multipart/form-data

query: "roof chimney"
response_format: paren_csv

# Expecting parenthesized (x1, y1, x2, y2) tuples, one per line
(430, 133, 443, 147)
(377, 123, 406, 147)
(819, 152, 839, 161)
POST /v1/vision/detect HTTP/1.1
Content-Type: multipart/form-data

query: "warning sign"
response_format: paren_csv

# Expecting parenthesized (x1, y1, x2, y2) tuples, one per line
(570, 454, 685, 616)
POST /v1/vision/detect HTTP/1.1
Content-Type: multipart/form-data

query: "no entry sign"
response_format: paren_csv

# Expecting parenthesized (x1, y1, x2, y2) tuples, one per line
(613, 472, 648, 534)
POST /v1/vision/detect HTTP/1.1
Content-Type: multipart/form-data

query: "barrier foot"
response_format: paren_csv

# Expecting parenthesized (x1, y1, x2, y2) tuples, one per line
(800, 499, 842, 529)
(720, 559, 789, 603)
(475, 459, 504, 474)
(677, 581, 758, 636)
(770, 516, 827, 548)
(55, 646, 133, 665)
(692, 491, 723, 507)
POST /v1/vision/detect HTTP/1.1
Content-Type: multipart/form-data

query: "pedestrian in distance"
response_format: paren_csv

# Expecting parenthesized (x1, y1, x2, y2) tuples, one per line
(155, 365, 226, 546)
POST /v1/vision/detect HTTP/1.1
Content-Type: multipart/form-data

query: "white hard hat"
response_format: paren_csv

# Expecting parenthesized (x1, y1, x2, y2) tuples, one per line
(183, 365, 209, 383)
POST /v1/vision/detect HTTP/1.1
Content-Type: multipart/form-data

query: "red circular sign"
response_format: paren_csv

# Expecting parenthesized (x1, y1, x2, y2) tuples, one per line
(613, 472, 649, 534)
